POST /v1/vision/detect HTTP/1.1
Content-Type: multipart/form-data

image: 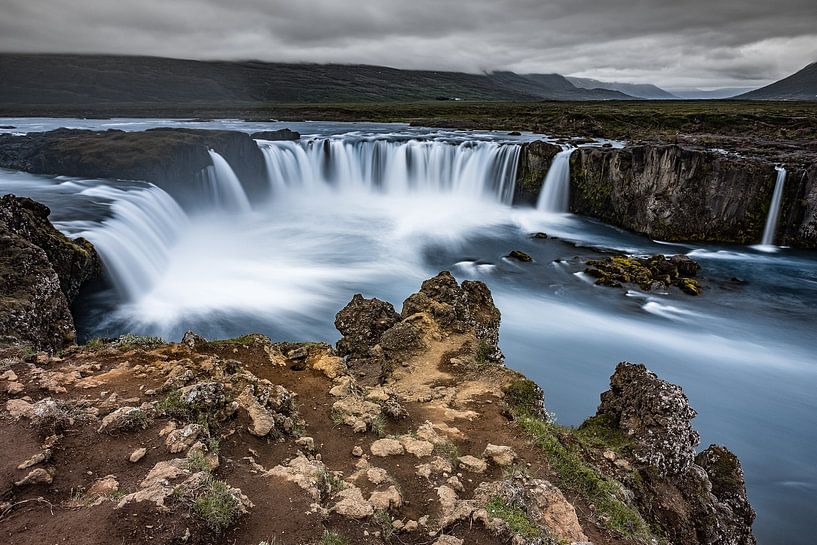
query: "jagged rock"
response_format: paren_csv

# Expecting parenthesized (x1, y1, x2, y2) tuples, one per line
(585, 254, 702, 294)
(332, 486, 374, 519)
(165, 423, 203, 453)
(140, 458, 191, 488)
(77, 475, 120, 506)
(365, 467, 389, 485)
(181, 330, 207, 350)
(370, 438, 404, 457)
(352, 446, 363, 457)
(335, 294, 401, 358)
(369, 485, 402, 510)
(129, 447, 147, 463)
(457, 455, 487, 473)
(29, 399, 76, 431)
(6, 381, 23, 395)
(598, 362, 699, 476)
(6, 398, 32, 419)
(179, 381, 230, 416)
(0, 195, 100, 350)
(14, 467, 54, 486)
(482, 444, 517, 467)
(401, 271, 503, 363)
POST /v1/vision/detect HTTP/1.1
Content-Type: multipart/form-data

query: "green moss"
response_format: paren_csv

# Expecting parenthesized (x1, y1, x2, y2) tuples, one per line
(157, 390, 195, 421)
(575, 414, 633, 454)
(504, 378, 544, 417)
(486, 496, 541, 538)
(433, 440, 460, 466)
(209, 334, 259, 345)
(474, 339, 494, 367)
(516, 413, 653, 541)
(677, 278, 702, 296)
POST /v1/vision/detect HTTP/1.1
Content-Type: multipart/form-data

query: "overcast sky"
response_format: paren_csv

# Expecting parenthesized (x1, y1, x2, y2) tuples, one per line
(2, 0, 816, 89)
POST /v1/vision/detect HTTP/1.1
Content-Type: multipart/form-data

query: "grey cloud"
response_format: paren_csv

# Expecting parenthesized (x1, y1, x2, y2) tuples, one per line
(0, 0, 816, 88)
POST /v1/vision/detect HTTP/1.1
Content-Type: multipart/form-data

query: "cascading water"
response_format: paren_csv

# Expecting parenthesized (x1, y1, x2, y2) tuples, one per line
(73, 184, 189, 299)
(202, 150, 252, 212)
(258, 138, 520, 204)
(759, 166, 787, 248)
(536, 147, 575, 213)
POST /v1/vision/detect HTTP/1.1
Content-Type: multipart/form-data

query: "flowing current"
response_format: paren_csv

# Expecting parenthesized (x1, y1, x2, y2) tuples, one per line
(1, 119, 816, 545)
(536, 147, 574, 212)
(760, 166, 787, 247)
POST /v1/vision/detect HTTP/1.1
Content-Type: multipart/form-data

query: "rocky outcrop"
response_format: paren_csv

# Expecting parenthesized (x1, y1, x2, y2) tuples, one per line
(596, 363, 756, 544)
(0, 195, 101, 350)
(570, 144, 776, 244)
(0, 128, 269, 205)
(513, 140, 561, 205)
(778, 164, 817, 248)
(251, 128, 300, 141)
(586, 253, 703, 295)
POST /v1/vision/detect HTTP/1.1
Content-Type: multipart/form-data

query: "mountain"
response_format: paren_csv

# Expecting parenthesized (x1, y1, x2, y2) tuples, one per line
(736, 62, 817, 100)
(567, 77, 677, 99)
(667, 87, 754, 99)
(0, 54, 633, 105)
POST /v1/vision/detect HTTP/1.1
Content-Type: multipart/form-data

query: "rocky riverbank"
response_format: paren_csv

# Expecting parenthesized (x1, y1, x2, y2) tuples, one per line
(0, 199, 756, 545)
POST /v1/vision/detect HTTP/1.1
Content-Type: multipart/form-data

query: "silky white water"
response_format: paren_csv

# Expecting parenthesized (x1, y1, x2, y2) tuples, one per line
(760, 166, 787, 247)
(536, 147, 574, 212)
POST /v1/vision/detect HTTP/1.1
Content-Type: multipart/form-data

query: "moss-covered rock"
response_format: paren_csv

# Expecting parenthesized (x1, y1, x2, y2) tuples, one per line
(585, 253, 704, 295)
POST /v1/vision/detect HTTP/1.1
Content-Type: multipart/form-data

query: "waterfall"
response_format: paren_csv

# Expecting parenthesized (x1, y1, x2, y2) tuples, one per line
(75, 184, 189, 300)
(258, 138, 520, 204)
(202, 150, 252, 212)
(760, 166, 787, 247)
(537, 148, 575, 213)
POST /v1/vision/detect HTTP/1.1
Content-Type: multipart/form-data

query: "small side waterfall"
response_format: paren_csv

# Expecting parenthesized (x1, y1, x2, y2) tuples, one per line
(760, 166, 787, 247)
(258, 139, 520, 204)
(536, 148, 575, 213)
(203, 150, 252, 212)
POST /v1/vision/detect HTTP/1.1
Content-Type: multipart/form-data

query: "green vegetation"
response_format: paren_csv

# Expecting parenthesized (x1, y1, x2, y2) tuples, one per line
(504, 378, 544, 417)
(318, 468, 346, 496)
(187, 450, 212, 473)
(157, 390, 194, 421)
(574, 414, 633, 455)
(119, 408, 153, 431)
(209, 334, 259, 346)
(192, 475, 243, 533)
(319, 530, 349, 545)
(516, 413, 652, 540)
(370, 414, 386, 437)
(112, 333, 165, 350)
(474, 339, 494, 366)
(486, 496, 541, 538)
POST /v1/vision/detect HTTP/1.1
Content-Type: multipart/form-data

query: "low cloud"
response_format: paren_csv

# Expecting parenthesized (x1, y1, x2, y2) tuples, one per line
(1, 0, 815, 88)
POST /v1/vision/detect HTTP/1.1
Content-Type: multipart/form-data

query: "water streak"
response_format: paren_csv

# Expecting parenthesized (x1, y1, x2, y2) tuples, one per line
(202, 150, 252, 212)
(760, 166, 787, 247)
(537, 147, 575, 212)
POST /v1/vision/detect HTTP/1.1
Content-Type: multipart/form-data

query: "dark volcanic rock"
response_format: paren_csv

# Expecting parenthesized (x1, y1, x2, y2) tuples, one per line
(506, 250, 533, 262)
(401, 271, 503, 363)
(598, 362, 699, 477)
(571, 144, 777, 244)
(0, 128, 269, 205)
(335, 294, 401, 384)
(513, 140, 561, 205)
(595, 363, 756, 544)
(251, 129, 300, 141)
(778, 164, 817, 248)
(585, 254, 702, 295)
(0, 195, 101, 351)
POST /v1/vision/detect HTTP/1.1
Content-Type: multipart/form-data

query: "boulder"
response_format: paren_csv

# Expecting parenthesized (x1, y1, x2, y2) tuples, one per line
(597, 362, 699, 476)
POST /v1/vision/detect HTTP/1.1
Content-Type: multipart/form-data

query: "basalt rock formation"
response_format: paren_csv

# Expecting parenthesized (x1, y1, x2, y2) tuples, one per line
(0, 195, 100, 351)
(595, 363, 756, 545)
(513, 140, 561, 205)
(0, 128, 269, 205)
(585, 253, 703, 295)
(570, 144, 775, 244)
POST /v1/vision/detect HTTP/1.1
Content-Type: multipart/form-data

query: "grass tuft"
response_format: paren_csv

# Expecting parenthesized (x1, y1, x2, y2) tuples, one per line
(191, 475, 243, 533)
(486, 496, 541, 538)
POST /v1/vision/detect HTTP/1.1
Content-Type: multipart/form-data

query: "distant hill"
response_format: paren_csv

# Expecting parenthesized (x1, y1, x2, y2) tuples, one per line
(567, 77, 677, 99)
(667, 88, 754, 100)
(737, 62, 817, 100)
(0, 54, 633, 105)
